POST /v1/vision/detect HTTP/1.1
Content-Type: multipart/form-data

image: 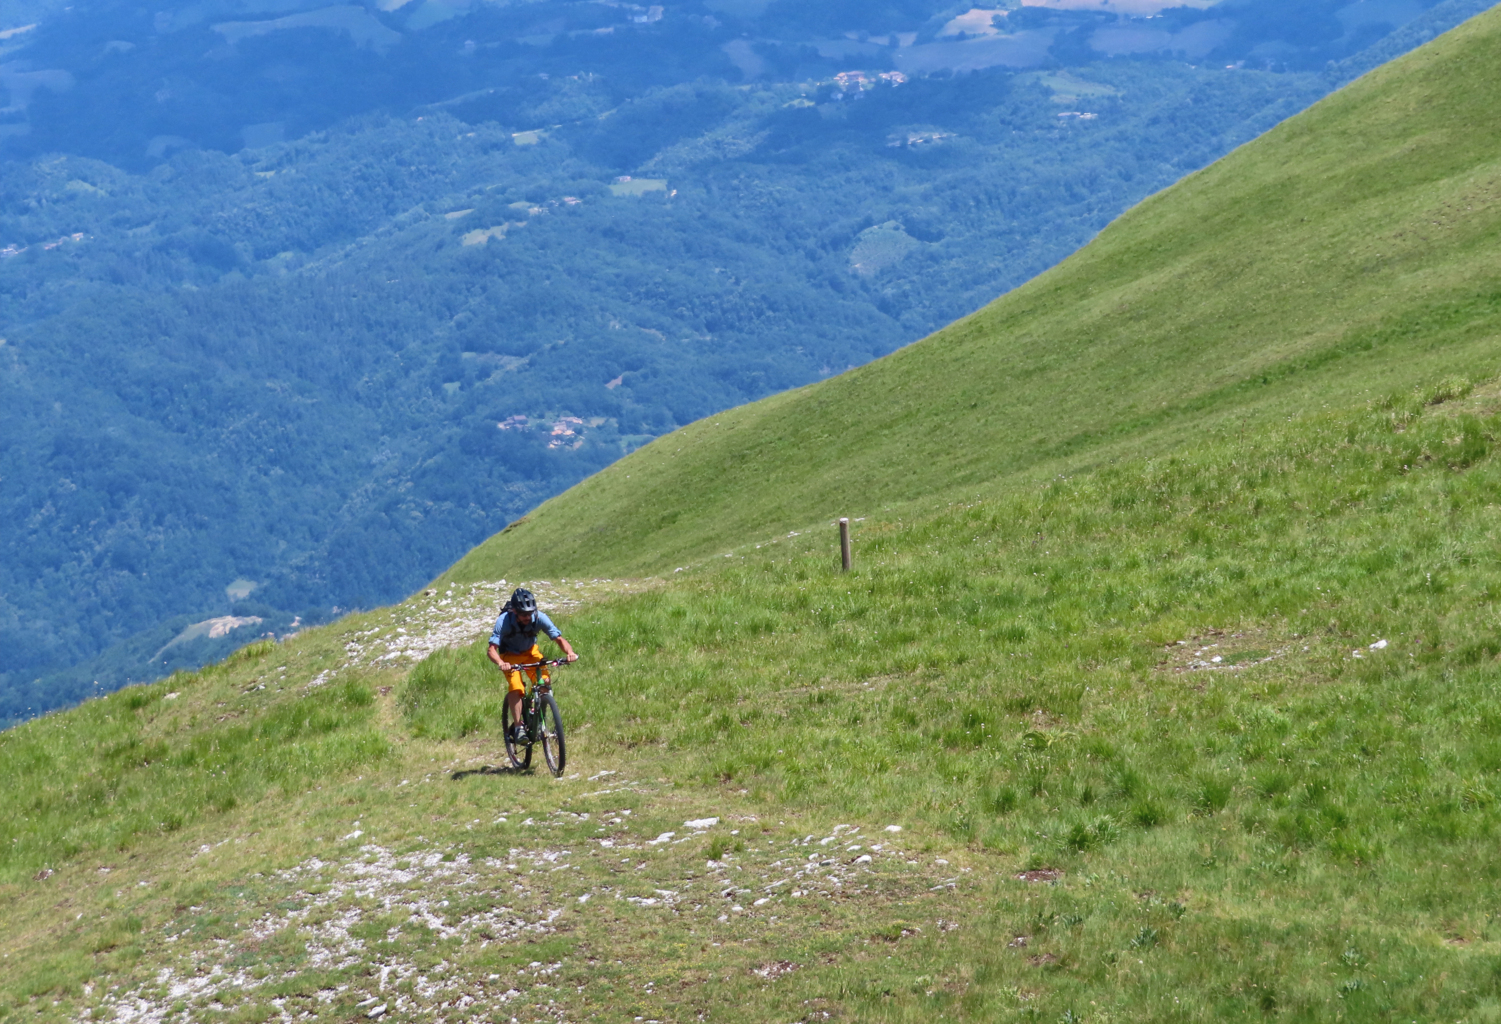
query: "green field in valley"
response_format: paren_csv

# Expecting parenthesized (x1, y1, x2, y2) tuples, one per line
(5, 8, 1501, 1023)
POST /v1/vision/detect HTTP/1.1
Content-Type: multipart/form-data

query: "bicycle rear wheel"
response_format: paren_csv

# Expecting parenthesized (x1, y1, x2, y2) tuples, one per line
(538, 693, 566, 777)
(502, 697, 532, 770)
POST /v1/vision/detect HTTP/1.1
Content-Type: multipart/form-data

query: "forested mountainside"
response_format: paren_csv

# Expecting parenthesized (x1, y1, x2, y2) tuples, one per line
(3, 0, 1495, 723)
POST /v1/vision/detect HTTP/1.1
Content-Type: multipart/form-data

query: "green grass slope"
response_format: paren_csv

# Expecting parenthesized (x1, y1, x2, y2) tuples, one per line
(447, 6, 1501, 583)
(9, 14, 1501, 1024)
(7, 376, 1501, 1023)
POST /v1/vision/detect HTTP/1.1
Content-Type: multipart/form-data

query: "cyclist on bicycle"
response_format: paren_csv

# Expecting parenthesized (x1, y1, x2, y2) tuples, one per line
(487, 587, 578, 745)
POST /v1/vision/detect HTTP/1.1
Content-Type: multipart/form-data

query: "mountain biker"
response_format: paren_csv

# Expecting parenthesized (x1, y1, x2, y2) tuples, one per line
(487, 587, 578, 745)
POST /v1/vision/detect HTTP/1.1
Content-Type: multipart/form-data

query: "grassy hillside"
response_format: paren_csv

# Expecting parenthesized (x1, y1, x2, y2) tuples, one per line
(446, 4, 1501, 583)
(7, 377, 1501, 1022)
(7, 11, 1501, 1024)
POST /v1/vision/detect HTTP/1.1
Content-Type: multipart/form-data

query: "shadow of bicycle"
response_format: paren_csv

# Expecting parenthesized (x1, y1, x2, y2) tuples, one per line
(451, 764, 531, 780)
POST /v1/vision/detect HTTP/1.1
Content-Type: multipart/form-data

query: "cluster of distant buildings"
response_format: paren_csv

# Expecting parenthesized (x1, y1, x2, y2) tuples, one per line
(832, 70, 908, 93)
(0, 231, 85, 258)
(887, 129, 956, 148)
(497, 414, 588, 449)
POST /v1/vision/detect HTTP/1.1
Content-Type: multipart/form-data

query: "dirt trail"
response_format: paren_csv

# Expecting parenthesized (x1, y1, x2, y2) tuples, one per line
(312, 577, 657, 685)
(88, 804, 956, 1024)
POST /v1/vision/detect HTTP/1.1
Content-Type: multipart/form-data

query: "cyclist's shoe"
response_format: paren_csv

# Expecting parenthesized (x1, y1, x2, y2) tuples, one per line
(510, 724, 529, 744)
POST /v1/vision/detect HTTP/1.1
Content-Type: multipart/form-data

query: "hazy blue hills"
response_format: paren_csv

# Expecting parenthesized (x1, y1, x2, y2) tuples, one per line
(2, 0, 1496, 724)
(1, 0, 1490, 175)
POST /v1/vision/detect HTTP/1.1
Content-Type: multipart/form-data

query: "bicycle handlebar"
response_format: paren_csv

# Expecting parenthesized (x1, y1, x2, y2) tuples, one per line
(502, 658, 571, 670)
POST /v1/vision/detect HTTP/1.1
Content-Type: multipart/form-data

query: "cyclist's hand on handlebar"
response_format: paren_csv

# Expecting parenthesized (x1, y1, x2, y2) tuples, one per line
(565, 653, 579, 664)
(496, 660, 512, 672)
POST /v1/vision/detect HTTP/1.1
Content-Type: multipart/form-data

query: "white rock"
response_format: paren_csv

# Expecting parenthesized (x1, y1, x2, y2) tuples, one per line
(884, 825, 903, 833)
(684, 817, 719, 829)
(753, 898, 770, 906)
(648, 832, 675, 845)
(367, 1004, 388, 1019)
(1370, 639, 1388, 650)
(577, 893, 591, 903)
(164, 692, 179, 700)
(855, 855, 873, 864)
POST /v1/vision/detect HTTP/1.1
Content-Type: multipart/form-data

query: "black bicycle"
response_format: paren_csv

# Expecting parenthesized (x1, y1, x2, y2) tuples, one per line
(501, 658, 568, 776)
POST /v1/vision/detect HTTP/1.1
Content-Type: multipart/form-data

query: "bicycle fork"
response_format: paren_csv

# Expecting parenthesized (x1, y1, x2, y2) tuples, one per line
(524, 678, 550, 740)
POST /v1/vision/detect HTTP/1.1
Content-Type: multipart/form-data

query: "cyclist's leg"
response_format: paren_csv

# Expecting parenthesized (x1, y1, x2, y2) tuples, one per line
(522, 644, 544, 695)
(513, 645, 544, 734)
(504, 660, 527, 735)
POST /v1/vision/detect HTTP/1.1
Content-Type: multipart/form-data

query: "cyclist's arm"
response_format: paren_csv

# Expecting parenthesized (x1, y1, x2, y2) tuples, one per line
(486, 643, 512, 671)
(537, 611, 577, 663)
(487, 611, 512, 670)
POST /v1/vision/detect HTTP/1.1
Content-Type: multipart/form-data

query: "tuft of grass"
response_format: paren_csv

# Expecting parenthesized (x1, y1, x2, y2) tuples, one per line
(1195, 776, 1234, 814)
(1422, 375, 1473, 406)
(399, 646, 506, 740)
(1129, 800, 1167, 829)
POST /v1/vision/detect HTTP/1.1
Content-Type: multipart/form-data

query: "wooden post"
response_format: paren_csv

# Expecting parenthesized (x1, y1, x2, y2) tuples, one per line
(839, 518, 851, 572)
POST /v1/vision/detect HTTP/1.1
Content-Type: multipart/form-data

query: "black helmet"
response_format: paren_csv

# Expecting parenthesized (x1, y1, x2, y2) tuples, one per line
(509, 588, 538, 614)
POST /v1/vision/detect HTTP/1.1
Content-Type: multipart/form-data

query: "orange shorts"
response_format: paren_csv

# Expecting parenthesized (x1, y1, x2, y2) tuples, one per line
(498, 644, 546, 694)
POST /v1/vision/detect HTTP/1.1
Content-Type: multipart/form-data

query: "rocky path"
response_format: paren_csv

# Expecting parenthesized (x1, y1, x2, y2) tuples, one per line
(90, 799, 966, 1024)
(309, 577, 657, 686)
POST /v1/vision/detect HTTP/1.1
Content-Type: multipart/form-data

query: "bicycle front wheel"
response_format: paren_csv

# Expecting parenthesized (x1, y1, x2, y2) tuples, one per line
(502, 697, 532, 770)
(538, 692, 566, 777)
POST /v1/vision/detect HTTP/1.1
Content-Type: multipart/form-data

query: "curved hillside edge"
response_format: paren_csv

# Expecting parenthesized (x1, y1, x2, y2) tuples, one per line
(443, 5, 1501, 586)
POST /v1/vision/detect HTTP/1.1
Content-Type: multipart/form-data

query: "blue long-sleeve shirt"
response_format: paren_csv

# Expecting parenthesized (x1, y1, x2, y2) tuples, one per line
(488, 609, 562, 654)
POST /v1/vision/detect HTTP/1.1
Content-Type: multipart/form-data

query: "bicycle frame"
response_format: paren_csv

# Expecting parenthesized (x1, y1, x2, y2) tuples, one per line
(506, 660, 565, 725)
(502, 659, 569, 775)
